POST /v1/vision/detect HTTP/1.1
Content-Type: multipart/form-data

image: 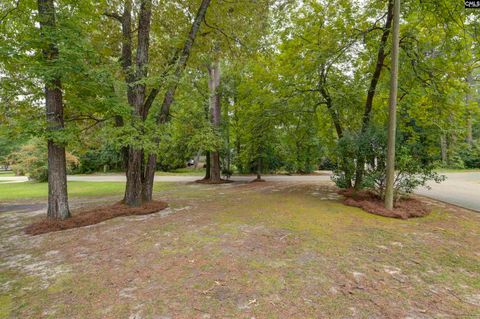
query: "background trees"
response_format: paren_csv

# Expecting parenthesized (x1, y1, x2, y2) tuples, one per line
(0, 0, 478, 212)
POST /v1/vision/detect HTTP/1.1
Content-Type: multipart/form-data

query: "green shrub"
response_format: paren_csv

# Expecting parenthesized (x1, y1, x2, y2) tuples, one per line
(331, 131, 365, 189)
(459, 142, 480, 168)
(75, 145, 124, 173)
(363, 150, 445, 201)
(332, 127, 445, 201)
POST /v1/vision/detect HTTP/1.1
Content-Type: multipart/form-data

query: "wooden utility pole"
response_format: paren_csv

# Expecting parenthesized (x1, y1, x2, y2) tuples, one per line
(385, 0, 400, 210)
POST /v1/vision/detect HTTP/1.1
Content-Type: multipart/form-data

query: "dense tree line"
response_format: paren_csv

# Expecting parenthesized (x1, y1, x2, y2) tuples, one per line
(0, 0, 478, 218)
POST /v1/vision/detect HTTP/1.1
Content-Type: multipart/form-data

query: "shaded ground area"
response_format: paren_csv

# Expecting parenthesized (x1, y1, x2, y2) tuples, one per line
(0, 181, 479, 318)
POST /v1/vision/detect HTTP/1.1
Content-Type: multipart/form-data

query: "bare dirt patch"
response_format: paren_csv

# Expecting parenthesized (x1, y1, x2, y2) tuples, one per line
(25, 200, 168, 235)
(339, 189, 429, 219)
(2, 181, 479, 318)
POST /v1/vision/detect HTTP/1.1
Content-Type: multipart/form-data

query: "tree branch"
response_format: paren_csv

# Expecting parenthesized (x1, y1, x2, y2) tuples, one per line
(0, 0, 20, 24)
(103, 11, 123, 23)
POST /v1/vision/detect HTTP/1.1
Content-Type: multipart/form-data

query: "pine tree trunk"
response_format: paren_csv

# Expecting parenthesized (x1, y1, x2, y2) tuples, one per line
(384, 0, 400, 210)
(38, 0, 70, 220)
(208, 60, 222, 182)
(225, 100, 231, 174)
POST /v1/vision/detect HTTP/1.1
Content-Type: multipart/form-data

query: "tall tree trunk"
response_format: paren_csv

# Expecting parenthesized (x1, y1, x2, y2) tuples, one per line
(210, 152, 221, 181)
(208, 61, 222, 182)
(236, 139, 242, 173)
(384, 0, 400, 210)
(203, 87, 211, 183)
(121, 0, 152, 206)
(114, 115, 129, 171)
(319, 71, 343, 140)
(225, 96, 231, 174)
(440, 134, 448, 166)
(122, 0, 135, 106)
(256, 155, 262, 180)
(319, 70, 352, 188)
(467, 114, 473, 147)
(124, 147, 143, 206)
(448, 124, 456, 167)
(38, 0, 70, 220)
(194, 150, 201, 168)
(204, 151, 211, 180)
(106, 2, 134, 174)
(466, 73, 474, 147)
(354, 0, 394, 189)
(142, 0, 211, 195)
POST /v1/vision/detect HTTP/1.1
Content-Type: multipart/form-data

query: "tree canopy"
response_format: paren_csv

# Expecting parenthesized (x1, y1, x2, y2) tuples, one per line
(0, 0, 479, 213)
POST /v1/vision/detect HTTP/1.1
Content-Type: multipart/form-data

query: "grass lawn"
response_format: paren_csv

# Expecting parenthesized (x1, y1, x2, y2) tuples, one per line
(76, 167, 206, 176)
(0, 181, 169, 201)
(0, 181, 479, 318)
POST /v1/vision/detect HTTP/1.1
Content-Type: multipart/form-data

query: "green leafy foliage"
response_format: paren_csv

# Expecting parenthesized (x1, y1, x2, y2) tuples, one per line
(8, 138, 79, 182)
(0, 0, 478, 185)
(332, 127, 446, 201)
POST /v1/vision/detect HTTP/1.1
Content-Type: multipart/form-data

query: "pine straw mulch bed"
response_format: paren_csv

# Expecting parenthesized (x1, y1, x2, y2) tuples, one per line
(25, 200, 168, 236)
(338, 189, 429, 219)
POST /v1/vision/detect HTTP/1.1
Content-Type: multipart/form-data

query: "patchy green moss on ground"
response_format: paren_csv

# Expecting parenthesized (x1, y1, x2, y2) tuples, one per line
(0, 181, 479, 318)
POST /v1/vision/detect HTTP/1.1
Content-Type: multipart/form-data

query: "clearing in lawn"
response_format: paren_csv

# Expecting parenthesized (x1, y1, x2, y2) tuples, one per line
(0, 181, 479, 318)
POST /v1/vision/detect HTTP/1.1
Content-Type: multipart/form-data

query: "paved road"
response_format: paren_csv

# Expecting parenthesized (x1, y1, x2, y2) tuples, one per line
(416, 172, 480, 212)
(0, 176, 28, 183)
(1, 172, 479, 212)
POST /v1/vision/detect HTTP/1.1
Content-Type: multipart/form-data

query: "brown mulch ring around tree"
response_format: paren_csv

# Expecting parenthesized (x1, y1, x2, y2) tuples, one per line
(338, 189, 429, 219)
(25, 200, 168, 236)
(250, 178, 266, 183)
(195, 178, 233, 184)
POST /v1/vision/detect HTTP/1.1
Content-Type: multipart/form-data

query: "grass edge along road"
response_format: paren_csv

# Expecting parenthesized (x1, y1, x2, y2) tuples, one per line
(0, 181, 173, 201)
